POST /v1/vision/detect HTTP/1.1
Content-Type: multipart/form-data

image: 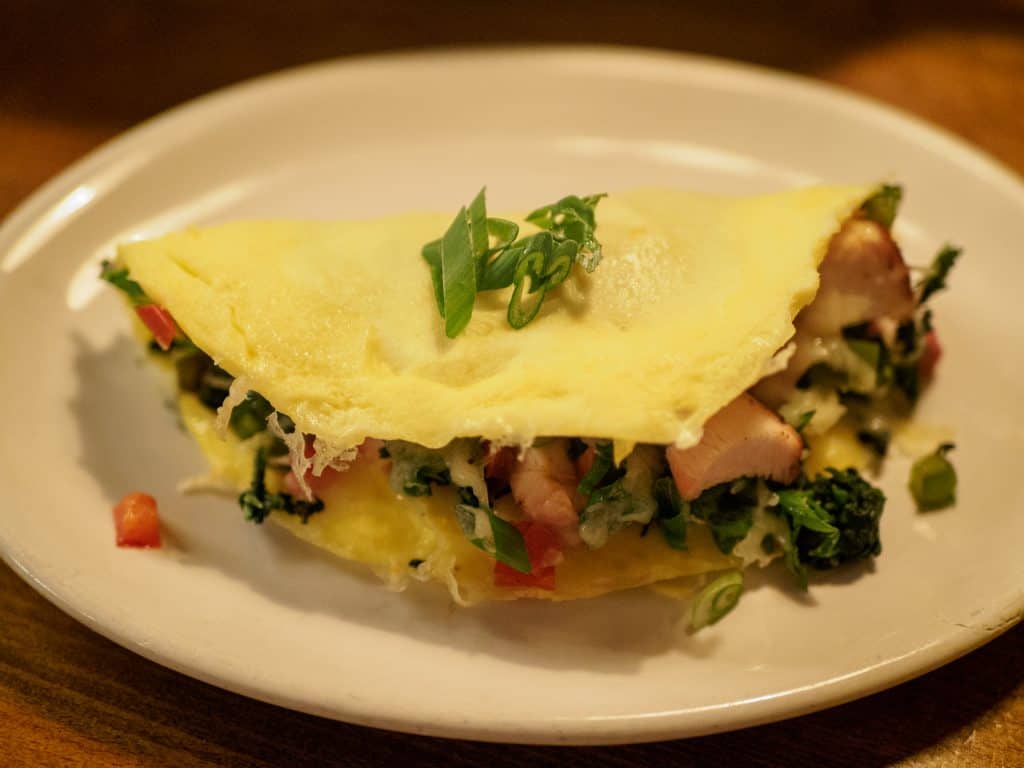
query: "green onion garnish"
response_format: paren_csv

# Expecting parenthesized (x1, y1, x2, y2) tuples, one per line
(794, 410, 816, 434)
(439, 201, 479, 338)
(455, 504, 531, 573)
(917, 244, 962, 305)
(909, 442, 957, 511)
(690, 570, 744, 631)
(487, 508, 532, 573)
(652, 476, 687, 550)
(576, 441, 614, 499)
(422, 188, 605, 337)
(860, 184, 902, 229)
(100, 260, 149, 305)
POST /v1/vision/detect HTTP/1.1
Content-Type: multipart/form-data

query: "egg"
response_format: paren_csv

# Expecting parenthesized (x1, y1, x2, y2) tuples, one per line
(124, 184, 871, 602)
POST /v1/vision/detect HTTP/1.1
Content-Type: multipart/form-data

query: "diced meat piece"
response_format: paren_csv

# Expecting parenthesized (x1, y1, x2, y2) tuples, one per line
(666, 394, 802, 500)
(509, 440, 581, 543)
(282, 438, 383, 498)
(798, 217, 915, 338)
(754, 216, 917, 407)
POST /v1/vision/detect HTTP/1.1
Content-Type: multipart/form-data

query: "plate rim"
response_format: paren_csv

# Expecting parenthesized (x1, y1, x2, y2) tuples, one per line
(2, 44, 1023, 745)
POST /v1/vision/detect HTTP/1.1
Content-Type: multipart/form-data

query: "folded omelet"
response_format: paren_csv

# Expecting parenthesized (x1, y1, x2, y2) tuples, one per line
(116, 185, 880, 605)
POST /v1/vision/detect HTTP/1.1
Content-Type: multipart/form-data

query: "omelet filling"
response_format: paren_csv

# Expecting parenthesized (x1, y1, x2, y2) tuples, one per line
(104, 184, 959, 617)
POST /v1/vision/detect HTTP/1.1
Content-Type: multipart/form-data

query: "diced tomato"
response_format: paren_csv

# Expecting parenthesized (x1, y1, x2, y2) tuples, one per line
(493, 521, 563, 591)
(135, 304, 178, 350)
(520, 520, 564, 568)
(494, 561, 556, 590)
(918, 330, 942, 379)
(113, 492, 162, 548)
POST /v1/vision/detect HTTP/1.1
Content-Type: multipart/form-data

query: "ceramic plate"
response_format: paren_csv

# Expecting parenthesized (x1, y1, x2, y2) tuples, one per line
(1, 47, 1022, 745)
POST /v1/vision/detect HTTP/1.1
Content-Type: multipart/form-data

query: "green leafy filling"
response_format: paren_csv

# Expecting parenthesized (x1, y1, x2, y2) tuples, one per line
(917, 245, 961, 305)
(382, 441, 452, 497)
(100, 260, 149, 305)
(383, 439, 530, 573)
(238, 447, 325, 524)
(772, 468, 885, 588)
(690, 479, 759, 555)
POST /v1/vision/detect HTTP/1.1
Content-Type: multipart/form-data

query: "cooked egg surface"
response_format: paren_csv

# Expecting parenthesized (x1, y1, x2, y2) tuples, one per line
(122, 186, 870, 452)
(178, 392, 735, 603)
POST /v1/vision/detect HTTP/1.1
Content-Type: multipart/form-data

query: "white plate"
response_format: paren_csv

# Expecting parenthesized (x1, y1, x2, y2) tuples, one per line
(1, 47, 1022, 745)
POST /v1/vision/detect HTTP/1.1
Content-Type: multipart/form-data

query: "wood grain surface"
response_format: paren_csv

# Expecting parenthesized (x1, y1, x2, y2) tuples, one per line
(2, 2, 1023, 765)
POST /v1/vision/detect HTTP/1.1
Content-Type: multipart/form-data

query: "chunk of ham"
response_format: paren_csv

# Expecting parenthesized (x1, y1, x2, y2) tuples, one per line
(282, 438, 386, 498)
(509, 440, 582, 544)
(666, 394, 802, 500)
(755, 215, 916, 407)
(798, 217, 915, 338)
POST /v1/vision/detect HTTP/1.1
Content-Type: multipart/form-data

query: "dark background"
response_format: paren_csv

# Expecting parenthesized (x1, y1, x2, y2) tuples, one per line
(2, 2, 1023, 765)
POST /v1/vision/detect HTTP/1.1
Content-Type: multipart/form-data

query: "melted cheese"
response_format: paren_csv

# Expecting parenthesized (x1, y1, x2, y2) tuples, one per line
(121, 186, 870, 452)
(178, 392, 735, 603)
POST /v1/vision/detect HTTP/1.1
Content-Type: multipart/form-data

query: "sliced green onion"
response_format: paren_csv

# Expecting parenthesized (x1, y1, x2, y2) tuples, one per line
(487, 508, 531, 573)
(477, 245, 521, 291)
(860, 184, 902, 229)
(439, 206, 478, 338)
(467, 188, 489, 258)
(455, 504, 531, 573)
(794, 410, 816, 434)
(486, 217, 519, 253)
(577, 441, 614, 498)
(421, 239, 445, 316)
(507, 245, 550, 328)
(423, 189, 605, 336)
(690, 570, 744, 631)
(525, 193, 606, 271)
(653, 476, 687, 550)
(99, 261, 149, 305)
(917, 244, 962, 305)
(909, 443, 957, 511)
(477, 218, 522, 290)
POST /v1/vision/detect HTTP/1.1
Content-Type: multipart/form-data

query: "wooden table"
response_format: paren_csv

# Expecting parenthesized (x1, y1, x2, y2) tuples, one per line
(2, 3, 1022, 765)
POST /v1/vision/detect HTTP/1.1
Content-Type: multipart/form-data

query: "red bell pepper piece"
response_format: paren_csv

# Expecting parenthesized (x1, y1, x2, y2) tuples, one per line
(113, 492, 162, 548)
(494, 521, 562, 590)
(135, 304, 178, 351)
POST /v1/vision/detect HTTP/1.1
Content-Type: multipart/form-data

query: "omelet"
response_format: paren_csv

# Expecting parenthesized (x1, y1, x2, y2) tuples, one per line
(179, 388, 733, 603)
(120, 186, 869, 452)
(115, 184, 887, 604)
